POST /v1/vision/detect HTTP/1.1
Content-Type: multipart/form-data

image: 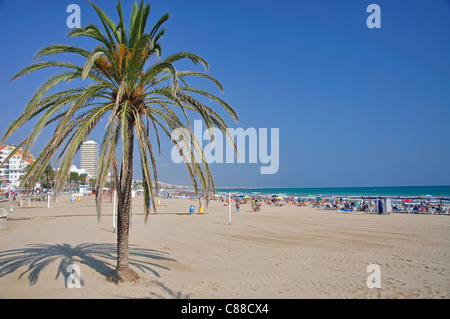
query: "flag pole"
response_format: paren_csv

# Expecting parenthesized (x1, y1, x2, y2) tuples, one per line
(113, 190, 116, 232)
(228, 192, 231, 225)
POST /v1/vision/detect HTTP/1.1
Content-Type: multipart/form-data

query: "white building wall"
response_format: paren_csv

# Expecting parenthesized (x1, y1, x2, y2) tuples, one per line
(0, 145, 34, 188)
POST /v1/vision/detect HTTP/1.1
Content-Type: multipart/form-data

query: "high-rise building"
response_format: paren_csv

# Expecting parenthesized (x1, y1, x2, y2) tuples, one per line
(80, 140, 98, 178)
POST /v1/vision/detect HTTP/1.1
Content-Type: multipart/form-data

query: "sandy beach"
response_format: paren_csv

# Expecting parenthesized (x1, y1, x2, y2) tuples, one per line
(0, 194, 449, 299)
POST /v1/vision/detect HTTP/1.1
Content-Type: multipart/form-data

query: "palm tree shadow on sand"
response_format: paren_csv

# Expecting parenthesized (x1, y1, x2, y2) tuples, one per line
(0, 243, 176, 286)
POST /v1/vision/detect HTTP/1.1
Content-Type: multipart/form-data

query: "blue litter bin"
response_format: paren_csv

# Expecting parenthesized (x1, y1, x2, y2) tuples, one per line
(189, 205, 194, 213)
(377, 200, 384, 214)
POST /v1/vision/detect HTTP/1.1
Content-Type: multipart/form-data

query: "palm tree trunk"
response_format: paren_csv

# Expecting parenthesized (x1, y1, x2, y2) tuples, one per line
(107, 118, 140, 283)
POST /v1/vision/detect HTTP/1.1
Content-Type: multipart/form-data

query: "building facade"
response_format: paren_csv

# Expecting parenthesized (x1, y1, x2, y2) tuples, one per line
(80, 140, 98, 178)
(0, 144, 35, 188)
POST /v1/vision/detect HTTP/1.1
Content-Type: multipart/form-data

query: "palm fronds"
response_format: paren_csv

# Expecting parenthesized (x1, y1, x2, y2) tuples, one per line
(1, 0, 238, 223)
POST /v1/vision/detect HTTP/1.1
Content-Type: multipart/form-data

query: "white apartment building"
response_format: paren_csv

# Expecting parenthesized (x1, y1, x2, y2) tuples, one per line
(0, 144, 35, 188)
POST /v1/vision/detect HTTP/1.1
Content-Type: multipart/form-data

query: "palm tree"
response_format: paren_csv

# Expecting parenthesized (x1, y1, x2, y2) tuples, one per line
(79, 173, 88, 185)
(0, 0, 237, 282)
(88, 177, 96, 189)
(40, 164, 56, 190)
(68, 172, 81, 192)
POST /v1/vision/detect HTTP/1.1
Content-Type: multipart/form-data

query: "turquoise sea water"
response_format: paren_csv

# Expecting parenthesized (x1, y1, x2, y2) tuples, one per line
(215, 186, 450, 198)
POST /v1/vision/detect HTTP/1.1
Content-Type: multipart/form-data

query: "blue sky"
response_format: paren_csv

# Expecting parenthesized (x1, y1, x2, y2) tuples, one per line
(0, 0, 449, 188)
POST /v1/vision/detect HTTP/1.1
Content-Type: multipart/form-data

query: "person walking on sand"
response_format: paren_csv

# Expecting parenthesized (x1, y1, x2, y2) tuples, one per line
(255, 199, 260, 212)
(235, 201, 240, 212)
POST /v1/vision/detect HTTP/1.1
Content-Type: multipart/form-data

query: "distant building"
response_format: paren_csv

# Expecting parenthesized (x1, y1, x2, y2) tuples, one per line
(69, 164, 88, 176)
(0, 144, 35, 188)
(80, 140, 98, 178)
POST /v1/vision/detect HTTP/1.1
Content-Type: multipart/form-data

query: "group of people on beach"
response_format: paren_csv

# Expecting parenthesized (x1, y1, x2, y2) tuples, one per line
(234, 198, 262, 212)
(251, 198, 261, 212)
(310, 197, 449, 215)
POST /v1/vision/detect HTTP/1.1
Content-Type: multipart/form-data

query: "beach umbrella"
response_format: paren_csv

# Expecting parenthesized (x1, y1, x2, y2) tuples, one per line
(403, 199, 413, 202)
(243, 195, 250, 199)
(274, 196, 284, 200)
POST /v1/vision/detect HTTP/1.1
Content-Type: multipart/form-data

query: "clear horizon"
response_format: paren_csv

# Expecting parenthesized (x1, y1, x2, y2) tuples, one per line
(214, 185, 450, 189)
(1, 0, 449, 188)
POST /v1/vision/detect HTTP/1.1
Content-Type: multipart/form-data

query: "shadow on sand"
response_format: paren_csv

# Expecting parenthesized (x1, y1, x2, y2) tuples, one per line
(0, 243, 176, 286)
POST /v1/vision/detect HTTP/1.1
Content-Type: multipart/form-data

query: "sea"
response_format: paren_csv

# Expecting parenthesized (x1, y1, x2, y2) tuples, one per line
(215, 185, 450, 198)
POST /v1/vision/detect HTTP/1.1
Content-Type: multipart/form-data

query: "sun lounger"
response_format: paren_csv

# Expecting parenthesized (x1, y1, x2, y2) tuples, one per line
(338, 206, 355, 214)
(392, 206, 409, 214)
(431, 206, 448, 215)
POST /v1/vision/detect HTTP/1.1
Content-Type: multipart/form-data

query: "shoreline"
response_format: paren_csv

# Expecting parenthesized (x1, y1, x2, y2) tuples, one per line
(214, 185, 450, 198)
